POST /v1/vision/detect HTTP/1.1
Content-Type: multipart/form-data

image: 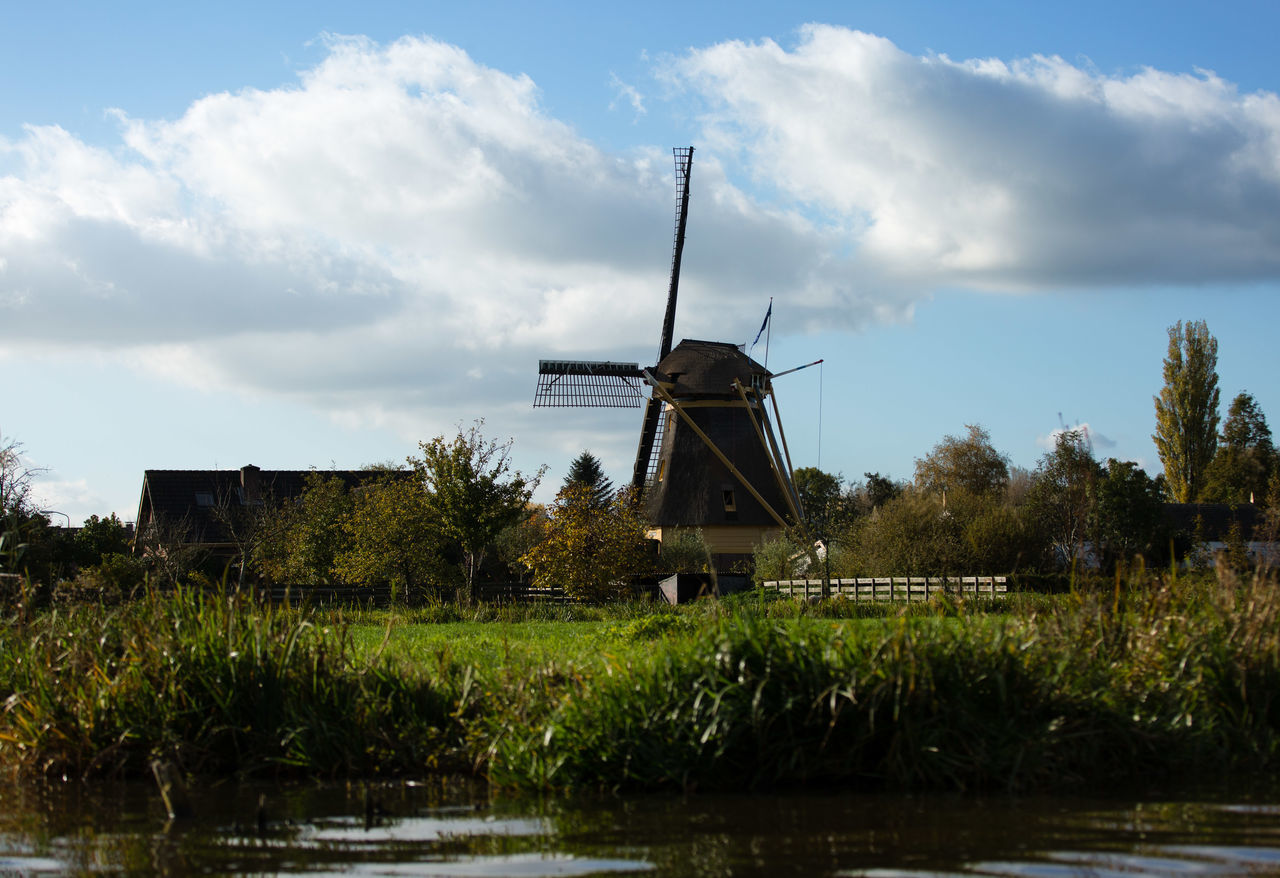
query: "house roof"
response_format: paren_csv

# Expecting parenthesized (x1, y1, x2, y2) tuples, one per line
(1163, 503, 1268, 542)
(135, 466, 406, 548)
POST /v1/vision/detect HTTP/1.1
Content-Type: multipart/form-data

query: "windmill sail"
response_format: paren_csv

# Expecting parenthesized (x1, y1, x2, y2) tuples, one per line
(632, 146, 694, 495)
(533, 360, 644, 407)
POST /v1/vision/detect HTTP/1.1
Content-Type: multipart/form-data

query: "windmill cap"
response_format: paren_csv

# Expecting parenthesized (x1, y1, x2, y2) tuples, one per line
(656, 339, 770, 398)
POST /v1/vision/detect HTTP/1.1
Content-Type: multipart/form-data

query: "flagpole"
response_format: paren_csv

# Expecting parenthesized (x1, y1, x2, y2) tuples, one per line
(764, 296, 772, 369)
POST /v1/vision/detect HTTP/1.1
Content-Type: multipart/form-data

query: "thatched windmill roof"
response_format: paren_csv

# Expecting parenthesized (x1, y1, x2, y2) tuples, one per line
(655, 339, 770, 399)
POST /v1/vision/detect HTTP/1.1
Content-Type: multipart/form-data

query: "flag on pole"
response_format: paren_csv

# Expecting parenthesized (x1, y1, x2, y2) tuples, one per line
(751, 299, 772, 348)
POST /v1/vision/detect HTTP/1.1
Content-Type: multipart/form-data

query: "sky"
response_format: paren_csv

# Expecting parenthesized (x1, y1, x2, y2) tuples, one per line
(3, 0, 1280, 526)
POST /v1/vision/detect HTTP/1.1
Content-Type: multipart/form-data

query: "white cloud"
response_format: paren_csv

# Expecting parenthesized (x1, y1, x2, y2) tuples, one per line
(1, 34, 868, 484)
(4, 28, 1279, 488)
(672, 25, 1280, 289)
(609, 73, 647, 119)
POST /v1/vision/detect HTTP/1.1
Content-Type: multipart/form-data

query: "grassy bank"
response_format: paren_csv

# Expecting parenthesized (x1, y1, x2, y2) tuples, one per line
(1, 573, 1277, 792)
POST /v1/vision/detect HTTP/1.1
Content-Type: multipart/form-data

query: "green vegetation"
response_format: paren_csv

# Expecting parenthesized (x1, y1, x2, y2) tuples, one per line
(3, 570, 1279, 795)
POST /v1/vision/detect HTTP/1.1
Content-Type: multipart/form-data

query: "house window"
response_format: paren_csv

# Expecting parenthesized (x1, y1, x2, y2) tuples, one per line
(194, 492, 214, 507)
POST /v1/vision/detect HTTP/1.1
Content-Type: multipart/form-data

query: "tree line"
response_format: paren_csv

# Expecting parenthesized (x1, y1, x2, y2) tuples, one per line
(3, 318, 1273, 601)
(782, 318, 1277, 580)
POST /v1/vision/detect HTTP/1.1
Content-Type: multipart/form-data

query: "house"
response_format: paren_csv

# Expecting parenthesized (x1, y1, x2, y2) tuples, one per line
(1164, 502, 1279, 568)
(133, 464, 401, 558)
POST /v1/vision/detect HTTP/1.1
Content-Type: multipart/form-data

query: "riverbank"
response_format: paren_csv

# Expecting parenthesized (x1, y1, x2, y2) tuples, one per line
(1, 571, 1276, 792)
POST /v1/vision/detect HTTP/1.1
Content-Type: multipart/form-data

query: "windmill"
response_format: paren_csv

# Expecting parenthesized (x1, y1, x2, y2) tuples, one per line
(534, 147, 808, 566)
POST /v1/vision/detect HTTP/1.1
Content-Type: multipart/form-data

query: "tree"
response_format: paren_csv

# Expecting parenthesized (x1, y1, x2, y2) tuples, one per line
(914, 425, 1010, 499)
(413, 421, 544, 604)
(522, 484, 651, 601)
(209, 484, 279, 588)
(845, 490, 962, 576)
(1026, 429, 1103, 567)
(335, 476, 450, 600)
(792, 467, 844, 536)
(862, 472, 902, 510)
(257, 473, 355, 585)
(1153, 320, 1220, 502)
(1092, 459, 1168, 570)
(1, 432, 47, 575)
(563, 450, 614, 507)
(1200, 392, 1275, 505)
(0, 431, 44, 519)
(72, 513, 133, 567)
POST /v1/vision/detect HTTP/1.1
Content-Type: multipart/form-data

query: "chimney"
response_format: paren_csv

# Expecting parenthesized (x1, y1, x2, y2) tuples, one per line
(240, 465, 262, 504)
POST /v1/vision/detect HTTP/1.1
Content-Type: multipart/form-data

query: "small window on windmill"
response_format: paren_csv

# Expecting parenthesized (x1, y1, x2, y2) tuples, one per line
(194, 492, 214, 507)
(657, 459, 667, 482)
(722, 489, 737, 512)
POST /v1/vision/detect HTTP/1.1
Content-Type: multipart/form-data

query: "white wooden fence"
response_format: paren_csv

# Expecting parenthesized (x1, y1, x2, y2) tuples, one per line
(763, 576, 1008, 601)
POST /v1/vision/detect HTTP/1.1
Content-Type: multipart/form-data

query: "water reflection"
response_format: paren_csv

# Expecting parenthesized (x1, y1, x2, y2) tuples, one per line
(1, 779, 1279, 876)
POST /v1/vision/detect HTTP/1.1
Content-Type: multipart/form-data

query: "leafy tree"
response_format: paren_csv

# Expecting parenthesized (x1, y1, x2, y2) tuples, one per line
(492, 504, 548, 580)
(914, 425, 1010, 498)
(73, 513, 133, 567)
(957, 494, 1047, 574)
(658, 528, 713, 574)
(413, 421, 544, 604)
(792, 466, 845, 536)
(751, 532, 808, 584)
(1026, 429, 1103, 568)
(563, 450, 614, 507)
(522, 484, 651, 601)
(862, 472, 902, 510)
(845, 490, 961, 576)
(335, 477, 450, 600)
(1200, 392, 1275, 505)
(1153, 319, 1220, 502)
(1092, 459, 1168, 570)
(257, 473, 355, 585)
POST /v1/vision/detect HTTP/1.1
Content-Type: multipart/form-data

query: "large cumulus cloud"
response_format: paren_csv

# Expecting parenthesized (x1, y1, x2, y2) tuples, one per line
(0, 34, 862, 432)
(673, 25, 1280, 289)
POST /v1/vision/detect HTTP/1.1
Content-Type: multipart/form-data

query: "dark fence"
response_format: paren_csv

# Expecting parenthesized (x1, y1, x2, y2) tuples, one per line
(250, 581, 570, 607)
(253, 584, 393, 607)
(475, 581, 570, 603)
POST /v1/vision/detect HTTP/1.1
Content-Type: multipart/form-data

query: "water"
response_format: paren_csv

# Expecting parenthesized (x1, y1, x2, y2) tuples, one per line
(2, 778, 1279, 876)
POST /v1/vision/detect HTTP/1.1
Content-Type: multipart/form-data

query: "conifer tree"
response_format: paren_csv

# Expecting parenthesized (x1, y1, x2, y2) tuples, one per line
(1201, 392, 1275, 505)
(1153, 320, 1220, 502)
(563, 450, 614, 508)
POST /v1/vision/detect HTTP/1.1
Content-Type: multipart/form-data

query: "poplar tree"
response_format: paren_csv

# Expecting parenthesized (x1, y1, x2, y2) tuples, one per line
(1153, 320, 1220, 502)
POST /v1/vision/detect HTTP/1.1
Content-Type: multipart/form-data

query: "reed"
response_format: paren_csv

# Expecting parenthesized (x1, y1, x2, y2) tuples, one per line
(2, 570, 1277, 794)
(0, 586, 462, 779)
(483, 569, 1280, 792)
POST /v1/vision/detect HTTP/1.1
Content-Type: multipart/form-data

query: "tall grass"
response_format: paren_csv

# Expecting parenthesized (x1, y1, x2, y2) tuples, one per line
(0, 586, 462, 779)
(2, 571, 1278, 794)
(483, 569, 1280, 792)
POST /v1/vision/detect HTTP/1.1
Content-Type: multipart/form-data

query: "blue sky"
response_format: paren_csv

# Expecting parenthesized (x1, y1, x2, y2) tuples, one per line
(3, 1, 1280, 525)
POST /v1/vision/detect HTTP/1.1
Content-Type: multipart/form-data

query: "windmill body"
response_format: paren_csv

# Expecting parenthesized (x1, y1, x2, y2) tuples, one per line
(534, 148, 805, 569)
(642, 339, 798, 567)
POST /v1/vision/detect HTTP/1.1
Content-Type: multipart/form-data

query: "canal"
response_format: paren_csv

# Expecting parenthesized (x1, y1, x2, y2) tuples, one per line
(3, 778, 1280, 875)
